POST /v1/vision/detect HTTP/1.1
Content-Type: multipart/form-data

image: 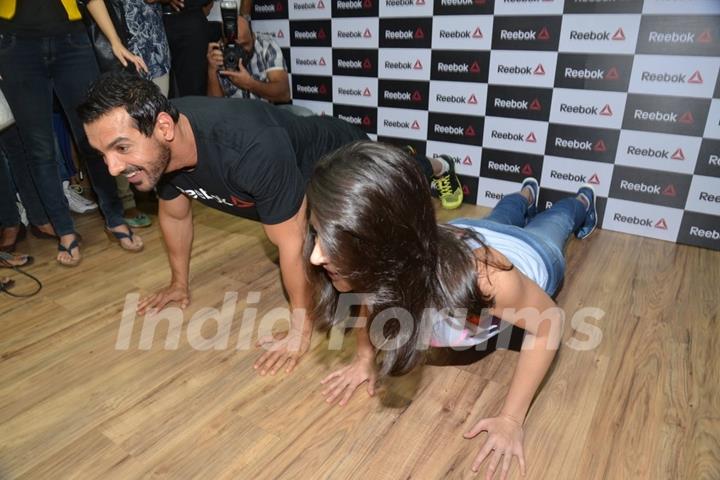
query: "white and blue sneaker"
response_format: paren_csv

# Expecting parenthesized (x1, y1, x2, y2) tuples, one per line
(576, 184, 597, 240)
(520, 177, 540, 218)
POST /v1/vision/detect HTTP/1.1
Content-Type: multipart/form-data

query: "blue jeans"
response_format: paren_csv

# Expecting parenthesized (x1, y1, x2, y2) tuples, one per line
(454, 193, 586, 296)
(54, 112, 76, 181)
(0, 29, 125, 236)
(0, 125, 50, 228)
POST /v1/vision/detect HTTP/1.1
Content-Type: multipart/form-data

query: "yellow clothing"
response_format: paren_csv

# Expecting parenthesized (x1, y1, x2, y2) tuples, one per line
(0, 0, 82, 20)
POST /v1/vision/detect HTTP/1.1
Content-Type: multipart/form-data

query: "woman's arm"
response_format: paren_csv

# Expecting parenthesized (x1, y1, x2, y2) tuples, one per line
(86, 0, 148, 73)
(486, 256, 563, 423)
(464, 247, 563, 478)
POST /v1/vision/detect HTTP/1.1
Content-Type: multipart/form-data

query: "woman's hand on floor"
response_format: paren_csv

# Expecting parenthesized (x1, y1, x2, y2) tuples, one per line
(320, 354, 377, 406)
(464, 414, 527, 480)
(255, 326, 311, 376)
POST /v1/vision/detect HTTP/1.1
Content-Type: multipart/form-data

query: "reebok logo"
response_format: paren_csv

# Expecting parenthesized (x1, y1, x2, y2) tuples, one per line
(384, 60, 423, 70)
(569, 28, 625, 41)
(230, 195, 255, 208)
(640, 70, 704, 84)
(383, 90, 422, 101)
(494, 98, 530, 110)
(337, 31, 360, 39)
(550, 170, 586, 182)
(486, 86, 549, 121)
(648, 31, 704, 43)
(337, 0, 362, 8)
(490, 130, 533, 142)
(385, 28, 424, 40)
(433, 124, 476, 137)
(499, 28, 550, 41)
(427, 112, 482, 146)
(384, 120, 411, 129)
(626, 146, 671, 159)
(255, 4, 277, 13)
(337, 114, 362, 125)
(689, 226, 720, 239)
(497, 65, 531, 75)
(337, 87, 363, 96)
(560, 103, 599, 115)
(619, 180, 660, 195)
(296, 84, 319, 94)
(437, 62, 479, 73)
(337, 59, 361, 69)
(437, 94, 473, 104)
(295, 58, 323, 66)
(293, 1, 325, 10)
(559, 103, 613, 116)
(438, 62, 467, 73)
(487, 161, 520, 173)
(177, 187, 233, 207)
(564, 67, 602, 80)
(554, 137, 592, 151)
(485, 190, 505, 200)
(440, 28, 482, 39)
(613, 213, 654, 227)
(699, 192, 720, 203)
(572, 31, 609, 41)
(336, 0, 373, 10)
(633, 109, 692, 123)
(295, 30, 323, 40)
(441, 0, 479, 5)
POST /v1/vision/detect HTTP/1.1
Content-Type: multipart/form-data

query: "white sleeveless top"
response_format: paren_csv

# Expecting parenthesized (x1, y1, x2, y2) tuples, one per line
(429, 223, 549, 348)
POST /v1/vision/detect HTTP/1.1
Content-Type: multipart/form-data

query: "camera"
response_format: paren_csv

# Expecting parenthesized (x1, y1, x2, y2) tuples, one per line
(220, 0, 240, 70)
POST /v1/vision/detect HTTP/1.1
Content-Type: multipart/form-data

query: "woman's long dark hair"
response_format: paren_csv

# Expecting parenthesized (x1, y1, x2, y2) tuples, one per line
(306, 141, 509, 377)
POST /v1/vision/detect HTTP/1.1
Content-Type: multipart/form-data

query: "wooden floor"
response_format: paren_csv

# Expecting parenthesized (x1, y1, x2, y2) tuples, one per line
(1, 200, 718, 480)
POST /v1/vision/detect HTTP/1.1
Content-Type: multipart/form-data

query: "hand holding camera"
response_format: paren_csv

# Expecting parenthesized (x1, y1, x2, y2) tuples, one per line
(207, 41, 241, 72)
(219, 57, 254, 90)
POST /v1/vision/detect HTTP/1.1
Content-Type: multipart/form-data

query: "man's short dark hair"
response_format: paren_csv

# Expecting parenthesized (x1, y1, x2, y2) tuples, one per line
(78, 71, 180, 137)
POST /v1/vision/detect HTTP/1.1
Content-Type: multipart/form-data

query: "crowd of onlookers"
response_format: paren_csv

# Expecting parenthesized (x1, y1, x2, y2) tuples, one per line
(0, 0, 302, 268)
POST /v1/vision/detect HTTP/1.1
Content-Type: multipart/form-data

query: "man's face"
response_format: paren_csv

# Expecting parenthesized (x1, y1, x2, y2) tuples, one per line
(85, 108, 171, 192)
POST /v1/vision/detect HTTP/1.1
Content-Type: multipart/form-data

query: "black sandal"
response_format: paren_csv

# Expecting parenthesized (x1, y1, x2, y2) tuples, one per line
(0, 251, 34, 268)
(30, 224, 58, 240)
(57, 235, 82, 267)
(105, 226, 143, 253)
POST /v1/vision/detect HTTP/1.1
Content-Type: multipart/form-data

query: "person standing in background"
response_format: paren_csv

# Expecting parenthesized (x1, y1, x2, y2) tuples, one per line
(153, 0, 213, 97)
(124, 0, 171, 96)
(113, 0, 174, 228)
(0, 124, 56, 255)
(0, 0, 146, 266)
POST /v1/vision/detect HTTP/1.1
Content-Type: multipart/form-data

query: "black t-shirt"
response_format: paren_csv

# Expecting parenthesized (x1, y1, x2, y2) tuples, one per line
(157, 97, 368, 224)
(0, 0, 84, 36)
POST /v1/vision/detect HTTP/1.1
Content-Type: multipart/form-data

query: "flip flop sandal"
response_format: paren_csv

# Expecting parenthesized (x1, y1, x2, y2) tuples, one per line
(0, 251, 34, 268)
(57, 236, 82, 268)
(105, 227, 144, 253)
(30, 224, 59, 240)
(0, 224, 27, 252)
(123, 212, 152, 228)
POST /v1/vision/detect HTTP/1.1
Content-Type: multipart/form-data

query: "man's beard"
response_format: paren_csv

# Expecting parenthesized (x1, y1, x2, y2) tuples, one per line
(138, 142, 171, 191)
